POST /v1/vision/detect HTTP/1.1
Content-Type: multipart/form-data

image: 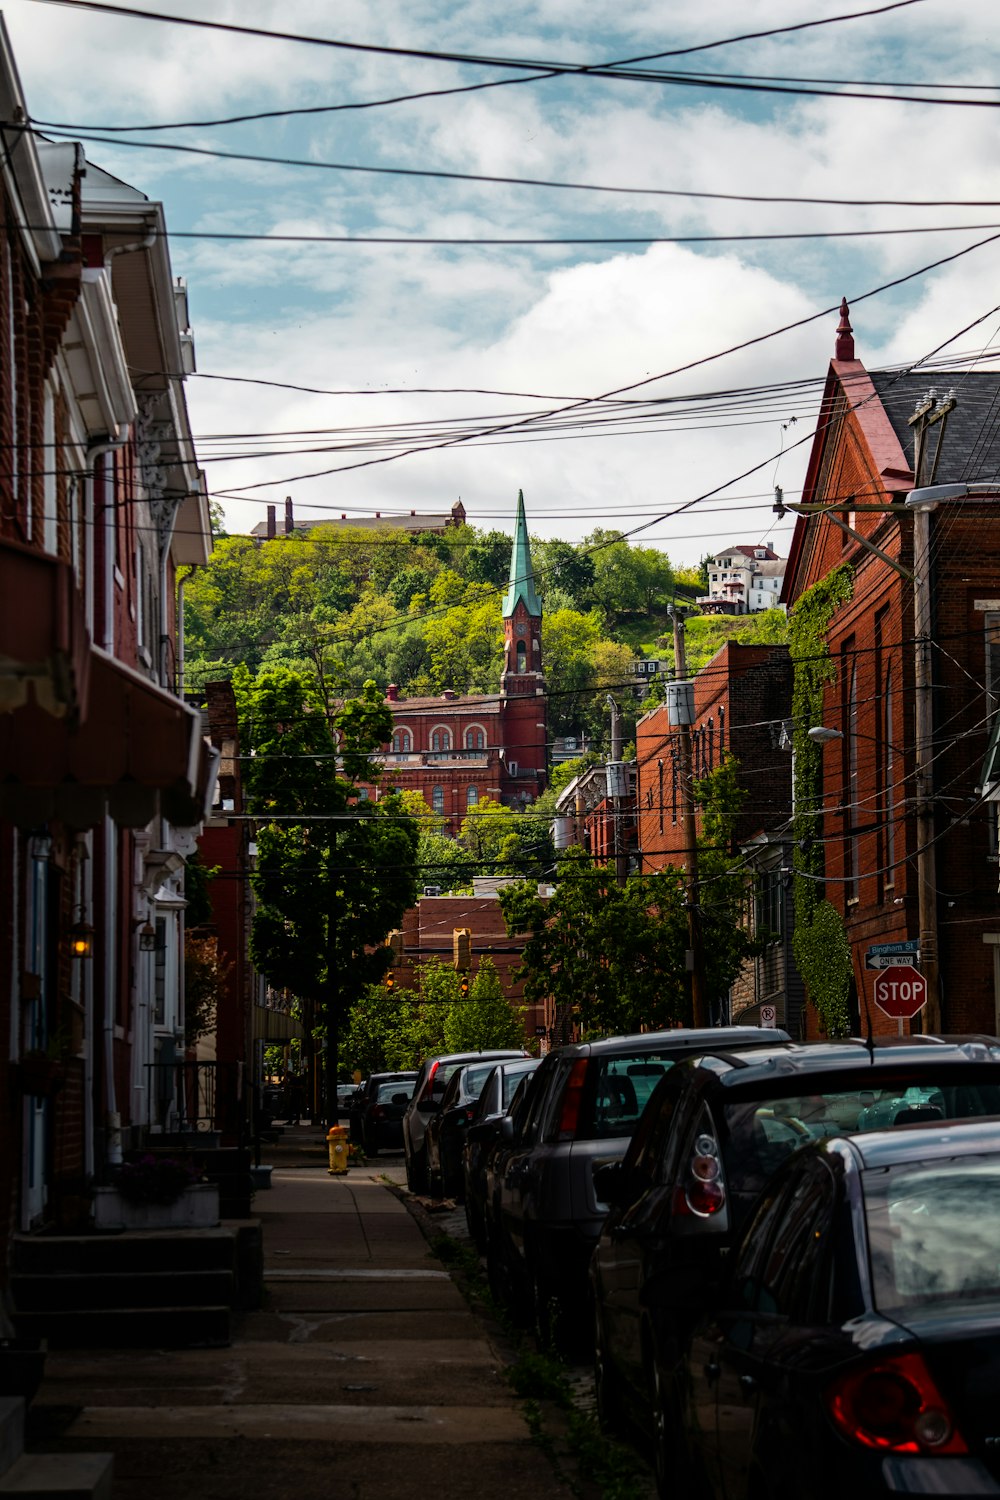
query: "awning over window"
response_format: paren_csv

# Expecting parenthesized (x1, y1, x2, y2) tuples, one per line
(0, 536, 90, 720)
(0, 646, 217, 829)
(252, 1006, 303, 1043)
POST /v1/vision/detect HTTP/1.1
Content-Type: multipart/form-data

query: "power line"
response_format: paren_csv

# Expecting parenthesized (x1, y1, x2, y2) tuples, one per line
(28, 123, 1000, 211)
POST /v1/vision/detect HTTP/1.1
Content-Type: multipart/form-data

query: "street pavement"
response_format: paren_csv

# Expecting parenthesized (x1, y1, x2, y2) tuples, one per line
(26, 1126, 582, 1500)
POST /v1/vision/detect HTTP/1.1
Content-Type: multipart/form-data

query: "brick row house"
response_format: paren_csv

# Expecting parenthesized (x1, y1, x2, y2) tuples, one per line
(635, 641, 799, 1026)
(638, 301, 1000, 1038)
(780, 302, 1000, 1037)
(0, 18, 214, 1274)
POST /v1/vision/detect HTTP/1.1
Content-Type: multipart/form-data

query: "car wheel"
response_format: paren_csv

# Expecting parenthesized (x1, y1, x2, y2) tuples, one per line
(594, 1303, 623, 1434)
(428, 1163, 443, 1199)
(405, 1147, 426, 1194)
(652, 1358, 695, 1500)
(465, 1196, 485, 1251)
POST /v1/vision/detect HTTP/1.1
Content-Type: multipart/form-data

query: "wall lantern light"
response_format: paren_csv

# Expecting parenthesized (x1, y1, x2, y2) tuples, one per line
(69, 911, 94, 959)
(138, 921, 157, 952)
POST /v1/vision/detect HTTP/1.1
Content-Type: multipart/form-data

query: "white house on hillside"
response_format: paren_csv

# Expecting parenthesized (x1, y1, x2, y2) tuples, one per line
(698, 543, 786, 615)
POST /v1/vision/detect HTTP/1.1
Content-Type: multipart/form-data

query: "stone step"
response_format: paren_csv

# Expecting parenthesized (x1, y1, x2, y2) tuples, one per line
(0, 1399, 24, 1478)
(12, 1269, 234, 1313)
(11, 1230, 235, 1277)
(0, 1451, 113, 1497)
(13, 1306, 231, 1350)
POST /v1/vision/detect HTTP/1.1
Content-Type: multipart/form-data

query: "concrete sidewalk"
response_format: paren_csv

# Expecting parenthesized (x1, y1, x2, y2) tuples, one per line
(27, 1128, 574, 1500)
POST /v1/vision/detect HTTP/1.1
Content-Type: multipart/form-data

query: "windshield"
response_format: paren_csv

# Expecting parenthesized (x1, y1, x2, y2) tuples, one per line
(503, 1062, 539, 1108)
(722, 1077, 1000, 1210)
(867, 1160, 1000, 1309)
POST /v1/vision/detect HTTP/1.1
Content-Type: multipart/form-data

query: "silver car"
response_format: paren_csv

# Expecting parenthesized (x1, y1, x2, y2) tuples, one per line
(402, 1047, 528, 1194)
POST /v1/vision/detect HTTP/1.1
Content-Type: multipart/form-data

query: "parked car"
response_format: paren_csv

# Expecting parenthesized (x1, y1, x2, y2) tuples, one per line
(482, 1026, 785, 1349)
(360, 1075, 417, 1155)
(589, 1037, 1000, 1496)
(424, 1058, 511, 1200)
(464, 1059, 542, 1248)
(680, 1119, 1000, 1499)
(402, 1049, 529, 1194)
(349, 1072, 417, 1144)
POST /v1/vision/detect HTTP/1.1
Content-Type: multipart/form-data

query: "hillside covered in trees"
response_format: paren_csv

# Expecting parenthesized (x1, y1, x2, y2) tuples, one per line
(183, 516, 788, 746)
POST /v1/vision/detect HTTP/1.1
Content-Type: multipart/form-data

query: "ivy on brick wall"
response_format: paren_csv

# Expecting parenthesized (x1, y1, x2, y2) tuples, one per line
(788, 564, 855, 1035)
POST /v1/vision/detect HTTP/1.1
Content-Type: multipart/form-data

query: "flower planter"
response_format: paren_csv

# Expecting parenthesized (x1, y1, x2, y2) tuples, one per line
(93, 1182, 220, 1231)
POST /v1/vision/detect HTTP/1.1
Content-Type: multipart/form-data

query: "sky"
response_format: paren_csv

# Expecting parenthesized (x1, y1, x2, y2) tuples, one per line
(5, 0, 1000, 566)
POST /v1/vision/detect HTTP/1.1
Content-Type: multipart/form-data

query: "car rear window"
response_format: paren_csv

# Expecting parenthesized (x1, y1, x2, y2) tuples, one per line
(866, 1160, 1000, 1309)
(580, 1055, 676, 1140)
(722, 1078, 1000, 1206)
(376, 1080, 411, 1104)
(502, 1062, 538, 1108)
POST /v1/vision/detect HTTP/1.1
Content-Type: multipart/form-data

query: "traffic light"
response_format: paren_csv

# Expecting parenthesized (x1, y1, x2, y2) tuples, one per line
(385, 971, 395, 993)
(459, 974, 470, 999)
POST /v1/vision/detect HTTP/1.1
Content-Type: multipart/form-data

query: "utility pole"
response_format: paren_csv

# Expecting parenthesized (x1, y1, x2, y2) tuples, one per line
(606, 694, 628, 887)
(670, 607, 709, 1027)
(324, 825, 340, 1127)
(907, 390, 955, 1034)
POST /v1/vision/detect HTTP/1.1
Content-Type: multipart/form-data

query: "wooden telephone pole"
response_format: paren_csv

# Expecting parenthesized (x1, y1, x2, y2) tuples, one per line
(670, 607, 709, 1027)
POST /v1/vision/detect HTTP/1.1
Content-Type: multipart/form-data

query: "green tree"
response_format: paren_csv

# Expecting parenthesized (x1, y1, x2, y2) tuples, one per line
(235, 667, 419, 1122)
(534, 539, 595, 606)
(499, 850, 690, 1035)
(465, 530, 513, 588)
(387, 960, 459, 1066)
(443, 957, 525, 1051)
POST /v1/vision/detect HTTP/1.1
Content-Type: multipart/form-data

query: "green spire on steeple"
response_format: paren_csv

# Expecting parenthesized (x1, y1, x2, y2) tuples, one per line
(501, 490, 542, 619)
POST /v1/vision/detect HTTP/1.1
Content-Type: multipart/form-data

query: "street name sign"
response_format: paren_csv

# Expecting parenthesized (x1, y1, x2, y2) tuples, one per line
(872, 964, 927, 1021)
(866, 941, 920, 970)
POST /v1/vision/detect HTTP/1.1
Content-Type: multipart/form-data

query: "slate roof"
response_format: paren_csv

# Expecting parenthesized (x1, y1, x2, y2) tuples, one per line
(870, 370, 1000, 487)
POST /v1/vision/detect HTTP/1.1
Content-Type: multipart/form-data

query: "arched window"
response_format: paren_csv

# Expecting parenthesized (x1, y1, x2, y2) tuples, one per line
(432, 786, 445, 813)
(467, 786, 479, 808)
(392, 728, 412, 754)
(431, 727, 452, 753)
(465, 726, 485, 750)
(516, 640, 527, 673)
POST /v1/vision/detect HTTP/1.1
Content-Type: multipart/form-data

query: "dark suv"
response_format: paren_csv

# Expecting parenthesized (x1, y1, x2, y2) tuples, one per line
(481, 1026, 784, 1347)
(589, 1037, 1000, 1496)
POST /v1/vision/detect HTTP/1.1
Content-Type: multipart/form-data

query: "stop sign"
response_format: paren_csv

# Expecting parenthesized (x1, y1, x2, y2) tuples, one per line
(872, 964, 927, 1020)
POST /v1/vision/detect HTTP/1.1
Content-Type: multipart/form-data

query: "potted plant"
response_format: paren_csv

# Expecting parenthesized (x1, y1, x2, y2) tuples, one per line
(93, 1154, 220, 1230)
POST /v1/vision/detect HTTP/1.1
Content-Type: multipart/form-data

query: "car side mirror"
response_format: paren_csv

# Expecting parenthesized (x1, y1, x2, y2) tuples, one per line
(417, 1097, 439, 1114)
(391, 1094, 409, 1107)
(500, 1115, 516, 1143)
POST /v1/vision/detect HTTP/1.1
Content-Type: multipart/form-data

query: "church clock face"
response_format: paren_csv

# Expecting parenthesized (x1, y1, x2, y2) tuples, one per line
(515, 622, 527, 635)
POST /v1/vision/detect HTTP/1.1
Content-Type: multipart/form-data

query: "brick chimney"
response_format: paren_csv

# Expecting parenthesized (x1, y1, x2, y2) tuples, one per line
(266, 504, 276, 540)
(386, 684, 399, 702)
(284, 496, 294, 534)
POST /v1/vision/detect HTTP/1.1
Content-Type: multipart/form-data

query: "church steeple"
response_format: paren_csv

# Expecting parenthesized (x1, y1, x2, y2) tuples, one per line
(501, 490, 542, 619)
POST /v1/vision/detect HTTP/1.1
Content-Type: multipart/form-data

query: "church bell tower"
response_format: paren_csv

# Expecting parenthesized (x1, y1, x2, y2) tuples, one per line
(500, 491, 546, 802)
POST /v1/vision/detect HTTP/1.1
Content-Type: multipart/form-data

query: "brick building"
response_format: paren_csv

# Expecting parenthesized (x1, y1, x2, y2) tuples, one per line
(390, 890, 548, 1046)
(0, 21, 214, 1251)
(250, 496, 466, 540)
(636, 642, 793, 869)
(781, 299, 1000, 1036)
(366, 491, 547, 827)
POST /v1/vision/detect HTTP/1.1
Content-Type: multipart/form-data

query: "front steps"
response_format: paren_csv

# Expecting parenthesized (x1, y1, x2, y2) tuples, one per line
(10, 1223, 262, 1350)
(0, 1397, 112, 1498)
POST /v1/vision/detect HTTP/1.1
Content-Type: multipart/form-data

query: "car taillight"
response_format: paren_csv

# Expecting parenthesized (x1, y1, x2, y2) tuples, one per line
(557, 1059, 590, 1140)
(464, 1106, 477, 1123)
(675, 1132, 726, 1218)
(827, 1353, 968, 1455)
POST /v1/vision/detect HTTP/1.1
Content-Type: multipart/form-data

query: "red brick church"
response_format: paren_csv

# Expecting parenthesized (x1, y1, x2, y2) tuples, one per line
(365, 492, 547, 827)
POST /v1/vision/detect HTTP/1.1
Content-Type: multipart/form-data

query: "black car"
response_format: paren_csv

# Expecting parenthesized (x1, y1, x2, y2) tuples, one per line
(590, 1038, 1000, 1496)
(463, 1058, 541, 1248)
(349, 1072, 417, 1146)
(402, 1049, 528, 1194)
(482, 1025, 784, 1349)
(360, 1076, 417, 1155)
(682, 1119, 1000, 1499)
(424, 1058, 515, 1200)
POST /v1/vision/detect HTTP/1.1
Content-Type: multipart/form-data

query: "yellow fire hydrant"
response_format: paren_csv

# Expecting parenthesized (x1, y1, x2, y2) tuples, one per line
(327, 1124, 350, 1175)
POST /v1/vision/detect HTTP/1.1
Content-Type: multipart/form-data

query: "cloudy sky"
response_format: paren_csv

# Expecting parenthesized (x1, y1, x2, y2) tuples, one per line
(6, 0, 1000, 564)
